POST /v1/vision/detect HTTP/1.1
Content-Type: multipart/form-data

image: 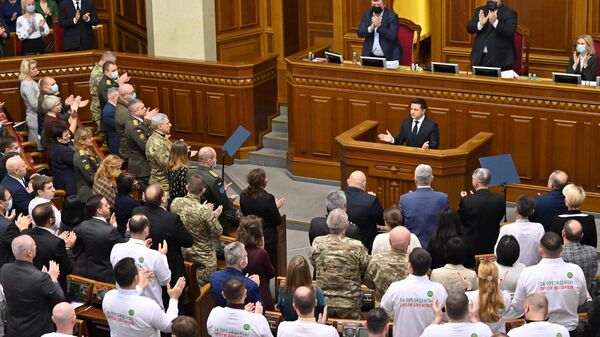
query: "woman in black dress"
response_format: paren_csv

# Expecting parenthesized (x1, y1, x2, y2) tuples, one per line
(167, 140, 190, 208)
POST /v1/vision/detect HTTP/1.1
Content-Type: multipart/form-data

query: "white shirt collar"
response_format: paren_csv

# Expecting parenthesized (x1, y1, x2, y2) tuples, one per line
(414, 115, 425, 124)
(93, 216, 107, 223)
(38, 226, 55, 235)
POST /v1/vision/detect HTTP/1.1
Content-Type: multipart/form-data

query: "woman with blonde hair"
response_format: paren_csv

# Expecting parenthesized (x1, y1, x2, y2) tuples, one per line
(18, 58, 40, 148)
(73, 127, 99, 203)
(16, 0, 50, 55)
(93, 154, 123, 208)
(567, 34, 598, 81)
(550, 183, 597, 247)
(465, 261, 511, 333)
(167, 140, 190, 207)
(278, 255, 326, 321)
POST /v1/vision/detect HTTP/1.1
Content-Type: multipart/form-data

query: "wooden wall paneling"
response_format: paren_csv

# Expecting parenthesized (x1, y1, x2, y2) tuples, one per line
(114, 0, 147, 53)
(299, 0, 333, 50)
(310, 95, 334, 157)
(590, 0, 600, 33)
(194, 91, 206, 136)
(508, 115, 534, 180)
(206, 92, 228, 138)
(72, 81, 92, 121)
(579, 122, 592, 186)
(428, 107, 450, 149)
(348, 99, 370, 127)
(172, 89, 194, 134)
(217, 35, 263, 62)
(216, 0, 239, 33)
(0, 88, 23, 122)
(241, 0, 260, 28)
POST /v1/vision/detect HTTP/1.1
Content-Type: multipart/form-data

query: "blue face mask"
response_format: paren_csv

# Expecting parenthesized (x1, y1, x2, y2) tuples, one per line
(26, 5, 35, 13)
(130, 92, 137, 102)
(6, 198, 12, 211)
(50, 83, 59, 94)
(14, 147, 21, 154)
(576, 44, 587, 54)
(111, 70, 119, 80)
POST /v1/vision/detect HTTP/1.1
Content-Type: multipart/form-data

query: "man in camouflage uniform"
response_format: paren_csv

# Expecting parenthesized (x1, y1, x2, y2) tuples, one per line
(310, 208, 369, 319)
(146, 113, 172, 194)
(97, 61, 120, 116)
(170, 174, 223, 286)
(123, 100, 153, 190)
(365, 226, 410, 307)
(188, 146, 239, 235)
(89, 51, 116, 135)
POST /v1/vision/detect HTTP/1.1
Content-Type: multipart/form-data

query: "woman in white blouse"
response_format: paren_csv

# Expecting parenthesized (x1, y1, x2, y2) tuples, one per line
(16, 0, 49, 55)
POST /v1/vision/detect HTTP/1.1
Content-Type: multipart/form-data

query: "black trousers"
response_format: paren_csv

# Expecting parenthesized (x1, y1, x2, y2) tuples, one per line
(22, 37, 45, 55)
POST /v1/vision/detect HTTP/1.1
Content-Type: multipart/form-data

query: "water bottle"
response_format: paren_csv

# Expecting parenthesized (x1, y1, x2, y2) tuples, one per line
(308, 52, 313, 62)
(352, 52, 357, 65)
(533, 74, 537, 81)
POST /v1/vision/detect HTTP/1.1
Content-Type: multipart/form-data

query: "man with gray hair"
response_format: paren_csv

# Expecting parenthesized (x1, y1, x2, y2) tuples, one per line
(399, 164, 449, 248)
(123, 100, 153, 189)
(310, 208, 369, 319)
(0, 235, 65, 337)
(209, 241, 262, 307)
(146, 113, 173, 194)
(308, 189, 361, 245)
(458, 167, 505, 255)
(530, 170, 569, 230)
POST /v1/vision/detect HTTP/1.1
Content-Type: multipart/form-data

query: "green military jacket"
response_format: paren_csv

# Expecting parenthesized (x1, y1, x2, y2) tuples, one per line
(97, 75, 119, 112)
(365, 249, 409, 307)
(89, 63, 103, 121)
(146, 131, 172, 192)
(123, 116, 152, 179)
(73, 149, 99, 203)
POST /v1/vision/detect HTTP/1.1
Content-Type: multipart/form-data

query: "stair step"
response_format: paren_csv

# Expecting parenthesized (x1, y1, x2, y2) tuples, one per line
(248, 149, 287, 168)
(263, 132, 288, 150)
(272, 118, 288, 133)
(279, 105, 288, 116)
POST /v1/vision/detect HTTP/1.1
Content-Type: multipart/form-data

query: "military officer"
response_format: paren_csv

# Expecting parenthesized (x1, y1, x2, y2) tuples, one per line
(146, 113, 172, 194)
(365, 226, 410, 307)
(73, 128, 100, 204)
(188, 146, 240, 234)
(89, 51, 116, 135)
(170, 174, 223, 286)
(310, 208, 369, 319)
(97, 61, 120, 115)
(123, 100, 153, 190)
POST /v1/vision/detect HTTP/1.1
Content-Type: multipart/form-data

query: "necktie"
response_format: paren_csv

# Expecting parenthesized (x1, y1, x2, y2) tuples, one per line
(412, 120, 419, 137)
(76, 1, 80, 11)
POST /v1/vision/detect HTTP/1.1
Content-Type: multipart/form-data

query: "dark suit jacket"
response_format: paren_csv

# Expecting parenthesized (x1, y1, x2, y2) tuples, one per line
(458, 189, 505, 255)
(58, 0, 98, 51)
(399, 187, 449, 248)
(343, 186, 384, 252)
(0, 260, 65, 337)
(357, 8, 402, 61)
(240, 191, 282, 265)
(73, 217, 124, 283)
(466, 5, 517, 69)
(567, 53, 598, 81)
(22, 226, 73, 291)
(0, 220, 20, 268)
(550, 210, 597, 248)
(1, 175, 33, 216)
(529, 188, 568, 231)
(132, 205, 193, 284)
(50, 142, 77, 195)
(308, 215, 362, 245)
(393, 116, 439, 149)
(103, 102, 119, 154)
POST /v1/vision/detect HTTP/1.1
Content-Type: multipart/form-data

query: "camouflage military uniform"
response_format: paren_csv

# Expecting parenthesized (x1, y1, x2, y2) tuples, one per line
(89, 63, 104, 133)
(74, 149, 99, 203)
(146, 131, 172, 194)
(123, 116, 152, 189)
(310, 234, 369, 319)
(365, 249, 409, 307)
(170, 193, 223, 286)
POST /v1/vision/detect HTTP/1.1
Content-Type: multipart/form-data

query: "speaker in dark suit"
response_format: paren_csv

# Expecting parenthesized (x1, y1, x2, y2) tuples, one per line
(378, 98, 439, 149)
(466, 0, 517, 70)
(357, 2, 402, 61)
(58, 0, 98, 51)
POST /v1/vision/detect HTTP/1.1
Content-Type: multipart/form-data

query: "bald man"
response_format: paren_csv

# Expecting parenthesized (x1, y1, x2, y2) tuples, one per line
(1, 155, 35, 216)
(561, 219, 597, 294)
(41, 302, 76, 337)
(1, 235, 65, 337)
(530, 170, 569, 230)
(507, 293, 569, 337)
(365, 226, 410, 306)
(343, 170, 384, 252)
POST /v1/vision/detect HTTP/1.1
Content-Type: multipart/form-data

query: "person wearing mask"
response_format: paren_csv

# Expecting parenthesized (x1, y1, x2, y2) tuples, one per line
(0, 137, 19, 182)
(58, 0, 99, 51)
(171, 316, 198, 337)
(123, 100, 153, 189)
(49, 126, 76, 195)
(41, 95, 78, 152)
(16, 0, 50, 55)
(166, 140, 191, 207)
(371, 207, 421, 254)
(41, 302, 77, 337)
(1, 155, 35, 216)
(421, 292, 492, 337)
(102, 87, 120, 154)
(27, 175, 60, 229)
(567, 34, 598, 81)
(92, 154, 123, 208)
(276, 286, 336, 337)
(103, 257, 186, 336)
(89, 51, 117, 136)
(146, 113, 173, 195)
(278, 255, 325, 321)
(18, 58, 41, 148)
(430, 237, 478, 294)
(550, 183, 597, 248)
(530, 170, 569, 231)
(73, 127, 99, 204)
(356, 0, 401, 63)
(113, 172, 141, 236)
(0, 0, 21, 32)
(116, 84, 151, 161)
(308, 189, 361, 245)
(507, 293, 569, 337)
(37, 76, 86, 137)
(97, 60, 120, 113)
(560, 219, 598, 294)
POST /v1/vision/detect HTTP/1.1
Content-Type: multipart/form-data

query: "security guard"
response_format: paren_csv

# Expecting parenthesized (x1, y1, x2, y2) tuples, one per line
(97, 61, 120, 115)
(89, 52, 116, 135)
(123, 100, 152, 190)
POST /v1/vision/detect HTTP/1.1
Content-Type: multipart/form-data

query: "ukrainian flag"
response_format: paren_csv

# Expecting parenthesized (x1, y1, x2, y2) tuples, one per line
(394, 0, 431, 40)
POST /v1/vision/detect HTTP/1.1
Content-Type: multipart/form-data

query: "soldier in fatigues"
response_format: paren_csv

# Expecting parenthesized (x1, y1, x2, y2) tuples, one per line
(188, 146, 240, 234)
(170, 174, 223, 286)
(123, 100, 153, 190)
(146, 113, 172, 195)
(365, 226, 410, 307)
(89, 51, 116, 135)
(310, 209, 369, 319)
(97, 61, 120, 116)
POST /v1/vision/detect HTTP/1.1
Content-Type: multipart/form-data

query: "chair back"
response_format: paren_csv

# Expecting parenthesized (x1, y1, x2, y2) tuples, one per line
(591, 34, 600, 77)
(513, 24, 531, 75)
(54, 22, 64, 52)
(474, 254, 496, 274)
(397, 18, 421, 66)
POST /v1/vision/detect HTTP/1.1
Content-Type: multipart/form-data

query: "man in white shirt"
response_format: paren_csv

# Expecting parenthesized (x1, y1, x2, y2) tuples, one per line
(380, 248, 448, 337)
(511, 232, 588, 334)
(421, 292, 492, 337)
(110, 214, 171, 309)
(103, 257, 186, 337)
(207, 278, 273, 337)
(495, 195, 544, 266)
(277, 286, 337, 337)
(28, 175, 60, 230)
(507, 293, 569, 337)
(41, 302, 77, 337)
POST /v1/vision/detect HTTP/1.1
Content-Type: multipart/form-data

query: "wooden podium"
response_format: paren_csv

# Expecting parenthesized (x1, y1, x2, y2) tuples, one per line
(336, 121, 494, 208)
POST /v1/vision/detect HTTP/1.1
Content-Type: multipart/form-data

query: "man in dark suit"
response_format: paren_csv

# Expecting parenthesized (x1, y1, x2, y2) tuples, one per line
(342, 171, 384, 252)
(0, 186, 33, 268)
(308, 189, 361, 245)
(103, 87, 120, 154)
(23, 202, 75, 291)
(378, 98, 439, 149)
(74, 194, 124, 283)
(0, 235, 65, 337)
(458, 168, 506, 255)
(1, 155, 35, 216)
(132, 183, 193, 309)
(58, 0, 98, 51)
(466, 0, 517, 70)
(399, 164, 449, 248)
(357, 0, 401, 62)
(530, 170, 569, 231)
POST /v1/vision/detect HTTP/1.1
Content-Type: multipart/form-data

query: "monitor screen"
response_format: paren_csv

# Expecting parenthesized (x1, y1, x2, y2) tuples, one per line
(552, 72, 581, 85)
(432, 62, 459, 74)
(325, 51, 343, 64)
(472, 66, 501, 78)
(361, 56, 386, 68)
(67, 280, 92, 303)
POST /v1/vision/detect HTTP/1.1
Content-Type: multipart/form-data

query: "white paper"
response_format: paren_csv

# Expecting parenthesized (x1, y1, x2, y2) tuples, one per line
(501, 70, 519, 79)
(386, 60, 400, 69)
(71, 301, 86, 310)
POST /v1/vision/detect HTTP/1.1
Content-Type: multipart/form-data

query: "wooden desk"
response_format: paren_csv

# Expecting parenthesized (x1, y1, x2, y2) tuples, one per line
(287, 46, 600, 209)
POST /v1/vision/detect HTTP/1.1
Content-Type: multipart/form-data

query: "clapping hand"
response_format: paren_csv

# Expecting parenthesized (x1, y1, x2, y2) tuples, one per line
(254, 301, 263, 314)
(4, 208, 16, 222)
(478, 9, 488, 25)
(166, 277, 186, 300)
(158, 240, 168, 255)
(43, 260, 60, 283)
(318, 306, 328, 324)
(15, 214, 32, 231)
(213, 205, 223, 219)
(488, 10, 497, 24)
(276, 197, 286, 209)
(371, 14, 382, 29)
(39, 19, 45, 29)
(137, 269, 154, 290)
(202, 200, 214, 210)
(11, 12, 17, 22)
(118, 72, 130, 85)
(581, 54, 592, 69)
(468, 300, 478, 323)
(82, 12, 90, 22)
(75, 10, 81, 22)
(109, 213, 117, 228)
(432, 299, 443, 324)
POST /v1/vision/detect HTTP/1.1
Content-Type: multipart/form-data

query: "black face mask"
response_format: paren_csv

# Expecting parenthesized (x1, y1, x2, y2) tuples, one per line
(487, 1, 498, 11)
(372, 6, 383, 15)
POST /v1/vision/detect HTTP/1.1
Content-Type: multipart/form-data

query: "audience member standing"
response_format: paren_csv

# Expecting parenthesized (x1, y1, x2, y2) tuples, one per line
(560, 219, 598, 294)
(18, 58, 41, 148)
(371, 207, 421, 254)
(171, 316, 198, 337)
(276, 286, 337, 337)
(458, 168, 505, 255)
(507, 293, 569, 337)
(0, 0, 21, 32)
(421, 292, 492, 337)
(102, 87, 119, 154)
(550, 183, 597, 248)
(28, 175, 60, 229)
(92, 154, 123, 208)
(146, 113, 173, 195)
(89, 51, 117, 135)
(58, 0, 98, 51)
(96, 61, 119, 113)
(16, 0, 50, 55)
(113, 172, 141, 236)
(49, 126, 77, 195)
(123, 100, 152, 189)
(0, 190, 32, 268)
(494, 235, 525, 296)
(399, 164, 449, 248)
(167, 140, 190, 207)
(430, 237, 478, 294)
(343, 170, 383, 252)
(426, 207, 474, 269)
(41, 302, 77, 337)
(364, 308, 391, 337)
(530, 170, 568, 230)
(41, 95, 78, 153)
(278, 255, 325, 321)
(1, 155, 35, 216)
(73, 127, 99, 204)
(308, 189, 361, 245)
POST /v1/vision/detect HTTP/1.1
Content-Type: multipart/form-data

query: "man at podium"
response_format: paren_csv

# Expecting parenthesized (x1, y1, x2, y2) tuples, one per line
(377, 98, 439, 149)
(357, 0, 402, 62)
